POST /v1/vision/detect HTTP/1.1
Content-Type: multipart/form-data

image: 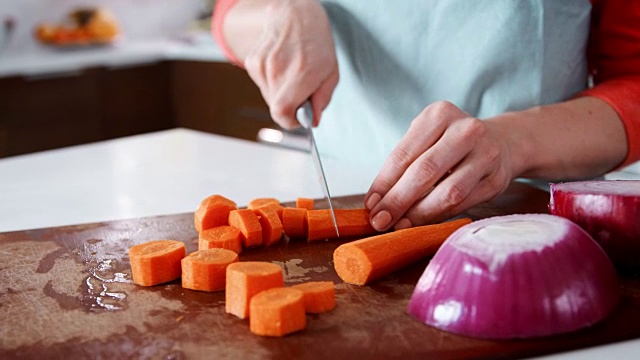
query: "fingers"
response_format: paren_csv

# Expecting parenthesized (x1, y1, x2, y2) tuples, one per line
(398, 145, 507, 227)
(366, 102, 476, 231)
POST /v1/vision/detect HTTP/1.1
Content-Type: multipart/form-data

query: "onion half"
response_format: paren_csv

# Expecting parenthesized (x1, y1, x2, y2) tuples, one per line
(549, 180, 640, 270)
(407, 214, 619, 339)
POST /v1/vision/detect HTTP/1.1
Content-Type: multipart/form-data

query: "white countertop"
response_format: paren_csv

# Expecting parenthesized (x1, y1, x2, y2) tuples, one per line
(0, 128, 638, 358)
(0, 31, 227, 78)
(0, 128, 378, 233)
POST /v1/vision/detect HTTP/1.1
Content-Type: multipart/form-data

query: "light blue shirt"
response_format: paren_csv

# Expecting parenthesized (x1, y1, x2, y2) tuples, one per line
(316, 0, 591, 173)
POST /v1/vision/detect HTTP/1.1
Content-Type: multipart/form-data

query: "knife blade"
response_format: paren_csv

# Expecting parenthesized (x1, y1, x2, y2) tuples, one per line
(297, 101, 340, 238)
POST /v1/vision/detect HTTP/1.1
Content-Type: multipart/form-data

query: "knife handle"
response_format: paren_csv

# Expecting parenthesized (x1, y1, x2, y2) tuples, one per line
(296, 101, 313, 129)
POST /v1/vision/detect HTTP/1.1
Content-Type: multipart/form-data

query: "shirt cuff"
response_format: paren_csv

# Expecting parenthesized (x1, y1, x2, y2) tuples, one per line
(212, 0, 243, 66)
(578, 76, 640, 168)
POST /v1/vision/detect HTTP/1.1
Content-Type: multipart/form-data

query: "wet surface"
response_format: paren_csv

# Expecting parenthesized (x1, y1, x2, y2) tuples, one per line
(1, 184, 639, 359)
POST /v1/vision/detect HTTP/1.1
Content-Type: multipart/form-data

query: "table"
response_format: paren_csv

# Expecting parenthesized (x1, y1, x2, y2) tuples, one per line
(0, 129, 638, 359)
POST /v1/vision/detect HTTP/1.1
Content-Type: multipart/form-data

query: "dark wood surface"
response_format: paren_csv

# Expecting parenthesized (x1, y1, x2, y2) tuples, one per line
(1, 182, 639, 359)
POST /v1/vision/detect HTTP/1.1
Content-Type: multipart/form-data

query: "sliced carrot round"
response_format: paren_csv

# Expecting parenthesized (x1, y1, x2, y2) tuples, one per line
(228, 209, 263, 248)
(225, 261, 284, 319)
(199, 225, 243, 254)
(291, 281, 336, 313)
(194, 194, 237, 232)
(253, 207, 283, 246)
(295, 197, 315, 210)
(181, 248, 239, 292)
(282, 207, 307, 239)
(129, 239, 186, 286)
(249, 287, 306, 337)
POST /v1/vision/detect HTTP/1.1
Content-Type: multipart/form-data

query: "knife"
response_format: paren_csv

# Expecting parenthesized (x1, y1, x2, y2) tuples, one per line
(297, 101, 340, 238)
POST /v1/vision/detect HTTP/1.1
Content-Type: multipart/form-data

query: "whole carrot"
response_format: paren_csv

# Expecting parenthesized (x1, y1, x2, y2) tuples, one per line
(333, 218, 472, 285)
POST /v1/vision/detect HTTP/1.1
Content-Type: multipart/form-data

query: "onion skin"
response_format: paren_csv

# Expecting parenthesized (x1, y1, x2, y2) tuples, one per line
(549, 180, 640, 270)
(407, 214, 620, 339)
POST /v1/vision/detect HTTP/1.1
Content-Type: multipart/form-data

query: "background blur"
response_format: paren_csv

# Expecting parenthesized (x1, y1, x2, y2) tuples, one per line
(0, 0, 280, 159)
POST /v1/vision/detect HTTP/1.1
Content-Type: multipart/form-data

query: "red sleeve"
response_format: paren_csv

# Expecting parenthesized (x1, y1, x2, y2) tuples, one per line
(211, 0, 243, 66)
(579, 0, 640, 167)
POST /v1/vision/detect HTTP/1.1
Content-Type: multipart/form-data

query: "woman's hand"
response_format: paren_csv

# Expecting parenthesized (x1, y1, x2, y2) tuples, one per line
(364, 101, 518, 231)
(242, 0, 339, 129)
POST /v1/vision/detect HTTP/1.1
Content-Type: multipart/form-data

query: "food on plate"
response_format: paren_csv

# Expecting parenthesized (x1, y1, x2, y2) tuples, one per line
(249, 287, 307, 337)
(408, 214, 620, 339)
(34, 7, 120, 46)
(334, 218, 472, 285)
(194, 194, 238, 232)
(549, 180, 640, 270)
(295, 197, 315, 210)
(198, 225, 243, 254)
(291, 281, 336, 314)
(282, 207, 308, 239)
(253, 207, 283, 246)
(225, 261, 285, 319)
(228, 209, 263, 248)
(181, 248, 239, 292)
(129, 239, 186, 286)
(307, 208, 377, 241)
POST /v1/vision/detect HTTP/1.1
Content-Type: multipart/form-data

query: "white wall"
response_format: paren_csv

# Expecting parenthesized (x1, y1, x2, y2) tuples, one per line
(0, 0, 206, 51)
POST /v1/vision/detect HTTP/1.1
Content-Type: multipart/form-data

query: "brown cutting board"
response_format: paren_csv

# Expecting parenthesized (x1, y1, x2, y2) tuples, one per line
(1, 182, 639, 359)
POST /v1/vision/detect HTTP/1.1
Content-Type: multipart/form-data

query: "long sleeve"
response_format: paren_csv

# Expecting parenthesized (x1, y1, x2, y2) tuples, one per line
(211, 0, 242, 66)
(579, 0, 640, 167)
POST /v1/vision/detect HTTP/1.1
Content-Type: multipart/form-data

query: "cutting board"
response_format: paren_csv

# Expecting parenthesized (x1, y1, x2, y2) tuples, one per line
(1, 182, 639, 359)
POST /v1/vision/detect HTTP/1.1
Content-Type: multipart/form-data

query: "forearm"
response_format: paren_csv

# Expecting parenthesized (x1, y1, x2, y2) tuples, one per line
(489, 96, 628, 180)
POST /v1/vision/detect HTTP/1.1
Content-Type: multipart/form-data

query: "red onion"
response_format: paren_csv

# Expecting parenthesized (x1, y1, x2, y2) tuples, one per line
(407, 214, 619, 339)
(549, 180, 640, 270)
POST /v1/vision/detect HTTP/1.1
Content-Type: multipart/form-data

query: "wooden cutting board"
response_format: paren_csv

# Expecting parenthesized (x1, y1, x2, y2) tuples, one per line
(1, 182, 639, 359)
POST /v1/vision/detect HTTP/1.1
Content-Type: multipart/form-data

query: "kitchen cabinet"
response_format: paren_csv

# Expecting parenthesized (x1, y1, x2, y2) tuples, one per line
(170, 61, 275, 142)
(0, 60, 272, 158)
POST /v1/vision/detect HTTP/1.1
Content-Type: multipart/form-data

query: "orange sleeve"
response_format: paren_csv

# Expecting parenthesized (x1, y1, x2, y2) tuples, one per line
(211, 0, 243, 66)
(579, 0, 640, 167)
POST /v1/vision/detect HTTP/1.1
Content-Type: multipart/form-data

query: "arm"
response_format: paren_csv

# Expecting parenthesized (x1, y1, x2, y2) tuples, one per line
(211, 0, 339, 129)
(364, 0, 640, 231)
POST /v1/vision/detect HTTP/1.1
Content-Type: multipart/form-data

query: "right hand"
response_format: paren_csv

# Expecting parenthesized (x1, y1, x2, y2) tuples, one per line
(244, 0, 339, 129)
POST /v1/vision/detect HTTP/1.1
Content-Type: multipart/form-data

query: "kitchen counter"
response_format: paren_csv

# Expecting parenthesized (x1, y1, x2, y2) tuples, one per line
(0, 129, 638, 359)
(0, 31, 226, 78)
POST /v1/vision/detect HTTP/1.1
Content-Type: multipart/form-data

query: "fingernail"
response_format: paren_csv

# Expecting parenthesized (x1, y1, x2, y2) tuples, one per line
(365, 193, 381, 209)
(371, 210, 392, 231)
(395, 218, 412, 230)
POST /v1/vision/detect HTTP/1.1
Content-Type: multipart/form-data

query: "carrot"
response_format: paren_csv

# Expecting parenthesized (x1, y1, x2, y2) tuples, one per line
(253, 207, 283, 246)
(291, 281, 336, 314)
(333, 218, 473, 285)
(247, 197, 280, 210)
(295, 197, 315, 210)
(307, 208, 377, 242)
(199, 225, 243, 254)
(282, 207, 308, 239)
(225, 261, 285, 319)
(249, 287, 306, 337)
(228, 209, 263, 248)
(260, 203, 284, 222)
(181, 248, 239, 292)
(194, 195, 237, 232)
(129, 240, 186, 286)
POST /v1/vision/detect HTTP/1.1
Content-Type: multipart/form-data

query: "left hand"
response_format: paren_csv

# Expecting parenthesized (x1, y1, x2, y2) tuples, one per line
(364, 101, 517, 231)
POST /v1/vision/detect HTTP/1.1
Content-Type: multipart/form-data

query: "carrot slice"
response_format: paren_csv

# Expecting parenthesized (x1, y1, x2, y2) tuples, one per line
(129, 240, 186, 286)
(259, 203, 284, 222)
(225, 261, 285, 319)
(199, 225, 243, 254)
(194, 195, 237, 232)
(295, 197, 315, 210)
(247, 197, 280, 210)
(228, 209, 263, 248)
(249, 287, 306, 337)
(253, 207, 283, 246)
(307, 208, 377, 242)
(291, 281, 336, 314)
(333, 218, 473, 285)
(181, 248, 239, 292)
(282, 207, 307, 239)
